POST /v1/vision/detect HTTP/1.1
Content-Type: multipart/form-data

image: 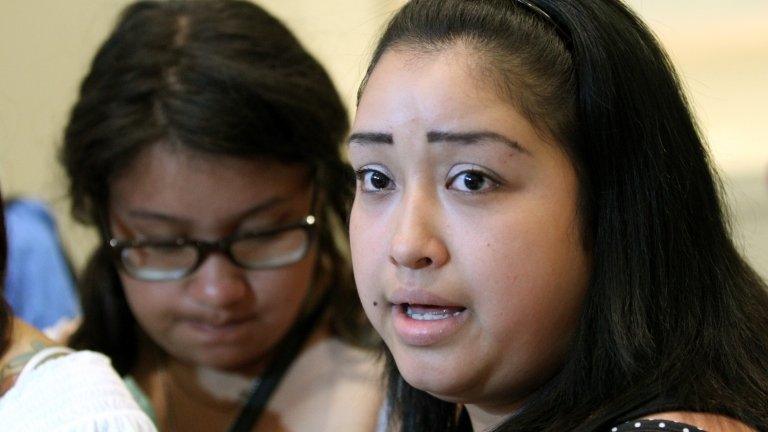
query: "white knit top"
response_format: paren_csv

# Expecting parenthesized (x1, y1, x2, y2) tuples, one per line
(0, 347, 157, 431)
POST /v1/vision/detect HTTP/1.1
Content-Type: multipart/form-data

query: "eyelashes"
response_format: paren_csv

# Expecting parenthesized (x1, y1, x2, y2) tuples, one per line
(354, 165, 501, 194)
(446, 169, 499, 193)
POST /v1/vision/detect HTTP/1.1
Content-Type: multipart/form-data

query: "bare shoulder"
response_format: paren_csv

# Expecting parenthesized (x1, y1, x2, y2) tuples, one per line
(292, 325, 384, 383)
(0, 318, 55, 394)
(644, 412, 756, 432)
(311, 336, 384, 379)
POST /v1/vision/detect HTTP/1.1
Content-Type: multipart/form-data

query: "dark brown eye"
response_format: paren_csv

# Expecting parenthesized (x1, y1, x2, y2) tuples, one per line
(448, 170, 497, 193)
(356, 168, 394, 192)
(370, 171, 391, 189)
(461, 172, 485, 190)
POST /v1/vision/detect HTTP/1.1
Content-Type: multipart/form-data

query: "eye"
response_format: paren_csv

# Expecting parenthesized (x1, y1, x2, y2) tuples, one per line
(355, 168, 395, 192)
(447, 170, 498, 193)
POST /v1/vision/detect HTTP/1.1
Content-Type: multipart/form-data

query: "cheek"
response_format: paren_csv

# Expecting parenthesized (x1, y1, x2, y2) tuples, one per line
(349, 200, 391, 325)
(349, 201, 385, 296)
(246, 254, 315, 314)
(120, 276, 177, 335)
(465, 212, 589, 370)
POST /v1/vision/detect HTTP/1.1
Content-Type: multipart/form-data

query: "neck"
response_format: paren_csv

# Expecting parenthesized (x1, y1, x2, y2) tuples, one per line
(132, 346, 266, 431)
(164, 358, 259, 405)
(465, 401, 521, 432)
(133, 320, 331, 406)
(131, 337, 266, 411)
(131, 317, 330, 430)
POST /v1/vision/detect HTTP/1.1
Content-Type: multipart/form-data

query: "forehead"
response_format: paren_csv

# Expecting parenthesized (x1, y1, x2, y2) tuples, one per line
(356, 46, 498, 127)
(110, 144, 309, 222)
(353, 46, 559, 155)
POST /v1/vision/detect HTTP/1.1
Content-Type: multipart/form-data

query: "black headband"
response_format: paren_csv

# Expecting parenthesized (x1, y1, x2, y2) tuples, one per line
(514, 0, 572, 50)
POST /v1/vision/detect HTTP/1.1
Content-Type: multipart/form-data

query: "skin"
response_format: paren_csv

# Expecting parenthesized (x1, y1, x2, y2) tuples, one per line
(348, 45, 591, 430)
(0, 318, 54, 395)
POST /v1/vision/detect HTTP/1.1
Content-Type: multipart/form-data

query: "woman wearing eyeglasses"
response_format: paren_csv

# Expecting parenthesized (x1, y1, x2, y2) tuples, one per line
(60, 1, 382, 431)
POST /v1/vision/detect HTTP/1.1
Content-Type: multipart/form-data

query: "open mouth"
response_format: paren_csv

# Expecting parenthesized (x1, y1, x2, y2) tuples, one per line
(401, 303, 466, 321)
(390, 301, 469, 346)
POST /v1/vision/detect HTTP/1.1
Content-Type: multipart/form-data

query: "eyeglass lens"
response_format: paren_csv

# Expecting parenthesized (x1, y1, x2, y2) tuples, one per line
(119, 227, 310, 281)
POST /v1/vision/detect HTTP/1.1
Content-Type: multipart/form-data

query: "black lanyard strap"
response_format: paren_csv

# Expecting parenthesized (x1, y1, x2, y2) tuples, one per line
(227, 292, 330, 432)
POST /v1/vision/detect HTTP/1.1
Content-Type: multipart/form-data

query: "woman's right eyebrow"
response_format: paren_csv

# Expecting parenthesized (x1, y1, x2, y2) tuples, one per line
(124, 197, 284, 225)
(348, 132, 394, 145)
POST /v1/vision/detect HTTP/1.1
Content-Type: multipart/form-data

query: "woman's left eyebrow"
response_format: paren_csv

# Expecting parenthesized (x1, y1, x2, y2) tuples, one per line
(427, 130, 530, 154)
(348, 132, 393, 145)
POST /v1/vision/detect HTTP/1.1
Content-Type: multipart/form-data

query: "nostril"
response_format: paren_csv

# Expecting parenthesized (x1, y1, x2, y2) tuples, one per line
(416, 257, 433, 267)
(389, 234, 448, 269)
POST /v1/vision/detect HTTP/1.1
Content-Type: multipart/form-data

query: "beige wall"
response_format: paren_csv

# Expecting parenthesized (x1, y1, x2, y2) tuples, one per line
(1, 0, 766, 277)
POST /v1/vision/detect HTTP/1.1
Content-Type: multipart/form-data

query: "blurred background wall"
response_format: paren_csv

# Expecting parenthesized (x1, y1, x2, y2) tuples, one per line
(0, 0, 766, 278)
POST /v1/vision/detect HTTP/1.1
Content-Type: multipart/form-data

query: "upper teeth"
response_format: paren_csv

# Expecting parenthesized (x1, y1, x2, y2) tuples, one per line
(405, 305, 463, 321)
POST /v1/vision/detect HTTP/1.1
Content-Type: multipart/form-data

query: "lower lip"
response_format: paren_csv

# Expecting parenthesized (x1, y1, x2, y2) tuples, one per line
(185, 319, 253, 342)
(391, 304, 468, 347)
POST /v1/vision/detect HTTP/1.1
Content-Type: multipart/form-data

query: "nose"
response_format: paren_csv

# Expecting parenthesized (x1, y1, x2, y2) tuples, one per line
(388, 190, 449, 270)
(187, 253, 250, 308)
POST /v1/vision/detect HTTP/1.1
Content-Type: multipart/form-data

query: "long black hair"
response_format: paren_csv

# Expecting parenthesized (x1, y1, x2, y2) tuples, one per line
(360, 1, 768, 430)
(62, 0, 370, 375)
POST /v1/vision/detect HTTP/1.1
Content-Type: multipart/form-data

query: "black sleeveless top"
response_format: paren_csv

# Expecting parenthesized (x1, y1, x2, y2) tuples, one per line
(564, 397, 718, 432)
(461, 396, 743, 431)
(611, 419, 704, 431)
(601, 397, 718, 432)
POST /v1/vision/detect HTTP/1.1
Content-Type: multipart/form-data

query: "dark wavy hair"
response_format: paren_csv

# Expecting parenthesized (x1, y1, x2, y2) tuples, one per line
(62, 0, 371, 375)
(360, 1, 768, 431)
(0, 188, 11, 358)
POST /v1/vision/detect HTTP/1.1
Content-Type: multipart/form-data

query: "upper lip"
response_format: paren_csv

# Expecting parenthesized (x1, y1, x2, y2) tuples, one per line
(387, 288, 465, 308)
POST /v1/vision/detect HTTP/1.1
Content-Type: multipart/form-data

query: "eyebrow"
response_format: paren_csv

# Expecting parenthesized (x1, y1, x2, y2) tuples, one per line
(348, 132, 393, 145)
(348, 130, 529, 154)
(427, 131, 529, 154)
(123, 196, 285, 225)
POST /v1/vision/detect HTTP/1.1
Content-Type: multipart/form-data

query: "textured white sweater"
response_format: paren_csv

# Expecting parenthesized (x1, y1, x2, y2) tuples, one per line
(0, 347, 156, 431)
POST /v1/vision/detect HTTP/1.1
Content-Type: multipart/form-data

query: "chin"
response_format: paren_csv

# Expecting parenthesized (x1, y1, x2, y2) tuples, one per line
(398, 358, 532, 412)
(391, 345, 477, 402)
(185, 347, 262, 372)
(400, 368, 474, 404)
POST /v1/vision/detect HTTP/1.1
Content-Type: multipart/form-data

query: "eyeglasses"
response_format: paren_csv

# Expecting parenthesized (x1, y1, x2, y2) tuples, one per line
(107, 215, 317, 282)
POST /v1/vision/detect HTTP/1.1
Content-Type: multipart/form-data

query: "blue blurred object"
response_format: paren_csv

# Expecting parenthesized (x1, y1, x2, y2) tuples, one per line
(3, 199, 80, 330)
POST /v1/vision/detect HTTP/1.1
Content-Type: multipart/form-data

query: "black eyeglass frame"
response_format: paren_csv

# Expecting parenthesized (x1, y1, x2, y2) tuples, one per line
(102, 181, 321, 282)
